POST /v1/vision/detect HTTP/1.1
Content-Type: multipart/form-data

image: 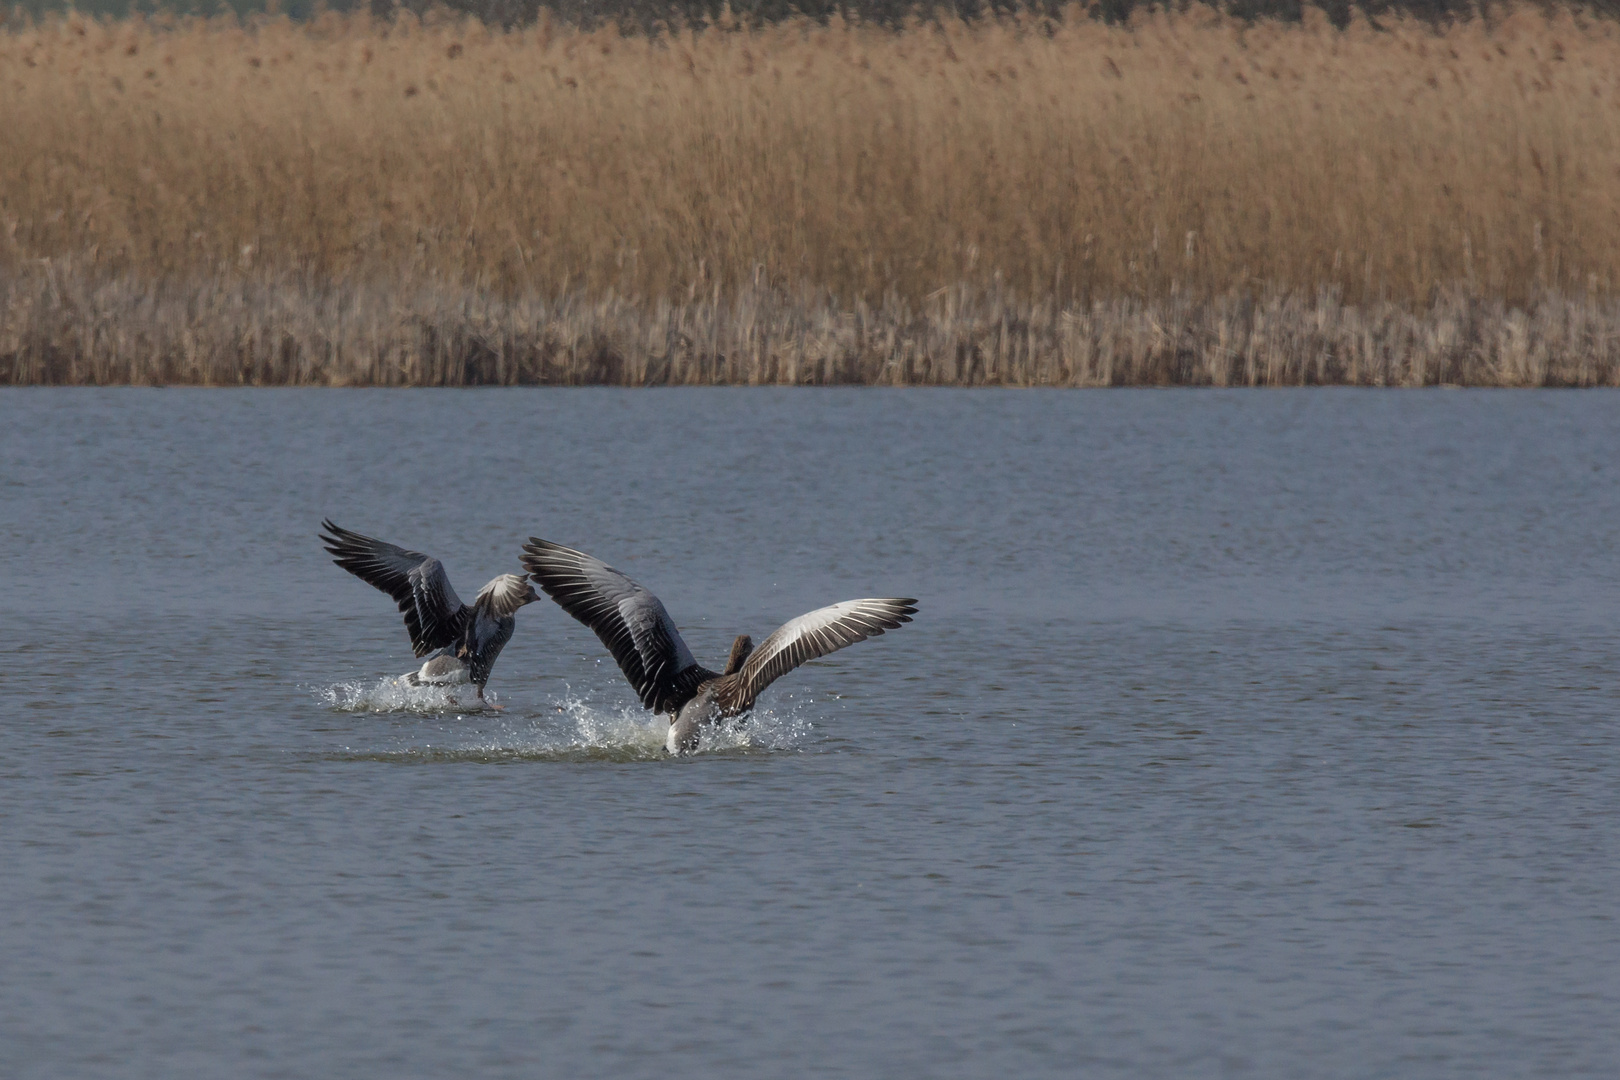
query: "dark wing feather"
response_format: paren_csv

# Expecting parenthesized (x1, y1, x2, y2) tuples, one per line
(320, 519, 468, 656)
(520, 538, 708, 713)
(732, 598, 917, 706)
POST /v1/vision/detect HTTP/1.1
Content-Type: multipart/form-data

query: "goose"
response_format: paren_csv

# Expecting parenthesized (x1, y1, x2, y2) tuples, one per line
(519, 537, 917, 754)
(320, 520, 538, 703)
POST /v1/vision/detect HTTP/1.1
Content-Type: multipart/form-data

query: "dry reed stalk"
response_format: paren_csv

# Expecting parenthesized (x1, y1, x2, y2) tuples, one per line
(7, 263, 1620, 386)
(3, 6, 1620, 310)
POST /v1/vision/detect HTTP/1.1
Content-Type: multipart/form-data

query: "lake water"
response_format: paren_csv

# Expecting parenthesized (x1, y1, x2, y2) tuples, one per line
(3, 388, 1618, 1078)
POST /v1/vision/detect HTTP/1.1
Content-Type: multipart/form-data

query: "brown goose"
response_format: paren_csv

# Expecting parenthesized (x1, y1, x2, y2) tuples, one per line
(519, 537, 917, 754)
(321, 520, 538, 702)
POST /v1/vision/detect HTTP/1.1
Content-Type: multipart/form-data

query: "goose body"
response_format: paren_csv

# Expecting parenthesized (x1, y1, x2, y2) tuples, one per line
(519, 537, 916, 754)
(321, 520, 538, 700)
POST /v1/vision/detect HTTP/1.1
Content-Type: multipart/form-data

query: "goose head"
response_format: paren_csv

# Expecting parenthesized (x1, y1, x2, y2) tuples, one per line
(723, 634, 754, 675)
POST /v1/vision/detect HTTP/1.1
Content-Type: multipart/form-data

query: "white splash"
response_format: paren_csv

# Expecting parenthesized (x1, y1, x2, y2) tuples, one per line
(552, 695, 816, 756)
(464, 697, 816, 760)
(318, 676, 496, 714)
(549, 697, 671, 756)
(323, 692, 819, 762)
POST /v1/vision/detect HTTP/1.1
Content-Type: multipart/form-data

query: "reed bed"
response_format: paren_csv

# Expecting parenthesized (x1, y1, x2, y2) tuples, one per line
(4, 7, 1620, 384)
(8, 265, 1620, 385)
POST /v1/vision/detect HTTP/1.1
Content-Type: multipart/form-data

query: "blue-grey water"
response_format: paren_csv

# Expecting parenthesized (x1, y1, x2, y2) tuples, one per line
(2, 388, 1618, 1078)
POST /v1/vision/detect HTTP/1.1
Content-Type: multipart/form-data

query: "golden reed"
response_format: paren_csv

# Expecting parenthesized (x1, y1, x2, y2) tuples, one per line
(4, 6, 1620, 385)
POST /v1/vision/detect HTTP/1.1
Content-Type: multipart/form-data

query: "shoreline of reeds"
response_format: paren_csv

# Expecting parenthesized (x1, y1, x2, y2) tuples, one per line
(7, 268, 1620, 386)
(6, 7, 1620, 385)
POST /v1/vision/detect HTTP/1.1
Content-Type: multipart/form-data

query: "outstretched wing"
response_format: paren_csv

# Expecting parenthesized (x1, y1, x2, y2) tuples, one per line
(732, 598, 917, 705)
(520, 538, 708, 713)
(320, 519, 468, 657)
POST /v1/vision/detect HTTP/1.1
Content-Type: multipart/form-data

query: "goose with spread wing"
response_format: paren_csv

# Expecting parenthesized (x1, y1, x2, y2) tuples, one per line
(321, 520, 538, 701)
(519, 537, 916, 754)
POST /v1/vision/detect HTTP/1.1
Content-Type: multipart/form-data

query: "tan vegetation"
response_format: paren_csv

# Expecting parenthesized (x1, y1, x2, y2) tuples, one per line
(8, 266, 1620, 385)
(3, 7, 1620, 384)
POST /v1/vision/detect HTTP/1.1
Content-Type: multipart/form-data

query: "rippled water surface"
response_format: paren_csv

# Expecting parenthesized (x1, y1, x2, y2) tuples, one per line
(4, 388, 1619, 1078)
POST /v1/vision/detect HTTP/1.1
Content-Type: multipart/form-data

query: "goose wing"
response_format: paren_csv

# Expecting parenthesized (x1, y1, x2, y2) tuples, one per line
(520, 538, 706, 713)
(731, 598, 918, 706)
(320, 519, 468, 657)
